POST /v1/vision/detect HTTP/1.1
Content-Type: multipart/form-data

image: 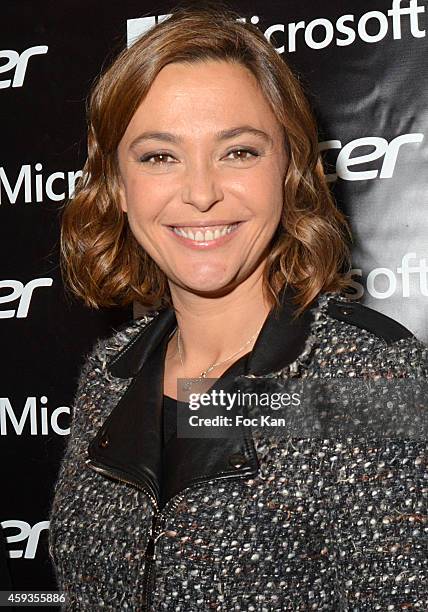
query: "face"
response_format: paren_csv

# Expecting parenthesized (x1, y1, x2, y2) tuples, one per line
(117, 60, 287, 299)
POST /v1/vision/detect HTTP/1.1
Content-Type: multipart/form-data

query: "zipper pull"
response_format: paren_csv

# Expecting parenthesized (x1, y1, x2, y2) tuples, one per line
(144, 535, 156, 561)
(141, 513, 159, 610)
(145, 529, 172, 563)
(145, 513, 158, 559)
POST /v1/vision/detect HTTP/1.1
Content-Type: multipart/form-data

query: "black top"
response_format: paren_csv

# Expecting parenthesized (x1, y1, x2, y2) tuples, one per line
(162, 394, 183, 446)
(162, 350, 252, 447)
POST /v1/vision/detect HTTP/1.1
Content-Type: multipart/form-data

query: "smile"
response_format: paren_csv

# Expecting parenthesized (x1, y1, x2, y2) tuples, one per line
(171, 223, 240, 241)
(166, 222, 243, 248)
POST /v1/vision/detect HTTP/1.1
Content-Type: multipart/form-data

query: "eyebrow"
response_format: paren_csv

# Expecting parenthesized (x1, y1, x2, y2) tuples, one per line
(129, 125, 273, 149)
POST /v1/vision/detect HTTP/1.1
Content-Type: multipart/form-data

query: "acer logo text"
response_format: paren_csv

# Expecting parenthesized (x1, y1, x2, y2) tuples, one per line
(0, 278, 53, 318)
(1, 520, 49, 559)
(0, 46, 48, 89)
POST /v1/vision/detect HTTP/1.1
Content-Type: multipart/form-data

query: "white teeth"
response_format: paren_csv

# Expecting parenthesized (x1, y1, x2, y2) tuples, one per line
(171, 223, 239, 242)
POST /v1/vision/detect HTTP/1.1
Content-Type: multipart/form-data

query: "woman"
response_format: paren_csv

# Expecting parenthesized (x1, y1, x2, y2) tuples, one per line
(49, 4, 427, 610)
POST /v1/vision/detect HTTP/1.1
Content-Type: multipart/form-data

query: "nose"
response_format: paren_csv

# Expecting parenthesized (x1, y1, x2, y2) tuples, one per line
(181, 160, 223, 211)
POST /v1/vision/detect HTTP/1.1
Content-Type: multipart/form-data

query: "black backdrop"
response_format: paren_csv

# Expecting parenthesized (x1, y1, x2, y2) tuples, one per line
(1, 0, 427, 596)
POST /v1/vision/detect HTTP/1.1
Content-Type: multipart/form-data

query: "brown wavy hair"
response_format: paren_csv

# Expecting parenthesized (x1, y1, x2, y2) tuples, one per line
(61, 2, 351, 315)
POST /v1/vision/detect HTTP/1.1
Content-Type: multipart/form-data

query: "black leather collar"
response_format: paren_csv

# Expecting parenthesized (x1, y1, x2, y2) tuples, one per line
(109, 284, 314, 379)
(87, 285, 315, 510)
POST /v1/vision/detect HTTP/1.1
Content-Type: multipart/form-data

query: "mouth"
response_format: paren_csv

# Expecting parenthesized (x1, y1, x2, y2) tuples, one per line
(166, 222, 243, 248)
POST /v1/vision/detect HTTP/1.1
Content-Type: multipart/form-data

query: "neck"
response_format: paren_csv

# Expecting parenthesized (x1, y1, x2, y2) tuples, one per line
(167, 272, 272, 375)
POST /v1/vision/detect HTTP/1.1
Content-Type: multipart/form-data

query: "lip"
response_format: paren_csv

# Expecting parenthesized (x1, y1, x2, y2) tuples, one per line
(166, 221, 244, 249)
(166, 220, 243, 228)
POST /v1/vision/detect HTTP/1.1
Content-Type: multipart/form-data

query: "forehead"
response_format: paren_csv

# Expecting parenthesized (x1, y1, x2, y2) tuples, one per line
(147, 60, 260, 97)
(124, 60, 281, 138)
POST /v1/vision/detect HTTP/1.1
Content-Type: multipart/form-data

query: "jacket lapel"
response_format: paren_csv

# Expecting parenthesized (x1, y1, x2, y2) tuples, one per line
(87, 286, 316, 510)
(87, 327, 169, 506)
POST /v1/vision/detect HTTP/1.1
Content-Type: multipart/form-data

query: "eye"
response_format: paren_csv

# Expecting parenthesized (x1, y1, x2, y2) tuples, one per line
(139, 152, 176, 165)
(224, 148, 260, 162)
(138, 148, 260, 166)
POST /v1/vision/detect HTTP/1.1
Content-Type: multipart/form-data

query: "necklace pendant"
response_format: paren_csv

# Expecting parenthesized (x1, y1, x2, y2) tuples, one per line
(182, 379, 194, 391)
(181, 377, 205, 389)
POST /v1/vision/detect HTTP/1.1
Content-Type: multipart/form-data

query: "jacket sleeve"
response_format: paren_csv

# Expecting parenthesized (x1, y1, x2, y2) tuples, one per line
(378, 334, 428, 377)
(47, 340, 106, 570)
(47, 317, 150, 582)
(330, 334, 428, 608)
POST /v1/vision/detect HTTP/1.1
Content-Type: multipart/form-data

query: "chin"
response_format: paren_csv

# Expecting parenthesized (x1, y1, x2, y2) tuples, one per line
(175, 275, 239, 297)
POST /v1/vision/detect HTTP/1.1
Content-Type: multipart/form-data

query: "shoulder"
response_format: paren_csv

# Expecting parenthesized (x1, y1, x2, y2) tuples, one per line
(310, 293, 427, 377)
(68, 312, 160, 429)
(323, 293, 414, 344)
(74, 311, 160, 394)
(82, 311, 160, 379)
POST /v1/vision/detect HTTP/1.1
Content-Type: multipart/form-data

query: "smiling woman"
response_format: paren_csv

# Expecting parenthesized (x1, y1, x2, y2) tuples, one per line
(49, 2, 427, 611)
(60, 6, 350, 316)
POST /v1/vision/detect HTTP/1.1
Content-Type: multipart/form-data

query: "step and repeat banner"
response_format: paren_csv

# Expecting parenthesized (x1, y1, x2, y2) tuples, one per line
(1, 0, 427, 597)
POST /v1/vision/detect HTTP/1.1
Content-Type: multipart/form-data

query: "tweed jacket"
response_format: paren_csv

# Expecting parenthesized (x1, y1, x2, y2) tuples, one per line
(48, 289, 427, 611)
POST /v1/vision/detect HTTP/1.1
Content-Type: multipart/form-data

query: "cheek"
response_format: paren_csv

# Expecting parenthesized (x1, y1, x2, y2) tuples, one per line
(251, 180, 284, 223)
(123, 180, 161, 225)
(244, 165, 284, 206)
(127, 208, 155, 245)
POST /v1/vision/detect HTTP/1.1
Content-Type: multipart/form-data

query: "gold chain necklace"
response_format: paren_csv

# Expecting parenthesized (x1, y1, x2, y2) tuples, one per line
(176, 327, 259, 379)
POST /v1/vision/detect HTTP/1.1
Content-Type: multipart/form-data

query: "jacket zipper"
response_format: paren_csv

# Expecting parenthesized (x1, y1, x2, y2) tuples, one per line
(86, 456, 255, 609)
(140, 491, 187, 610)
(85, 458, 185, 611)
